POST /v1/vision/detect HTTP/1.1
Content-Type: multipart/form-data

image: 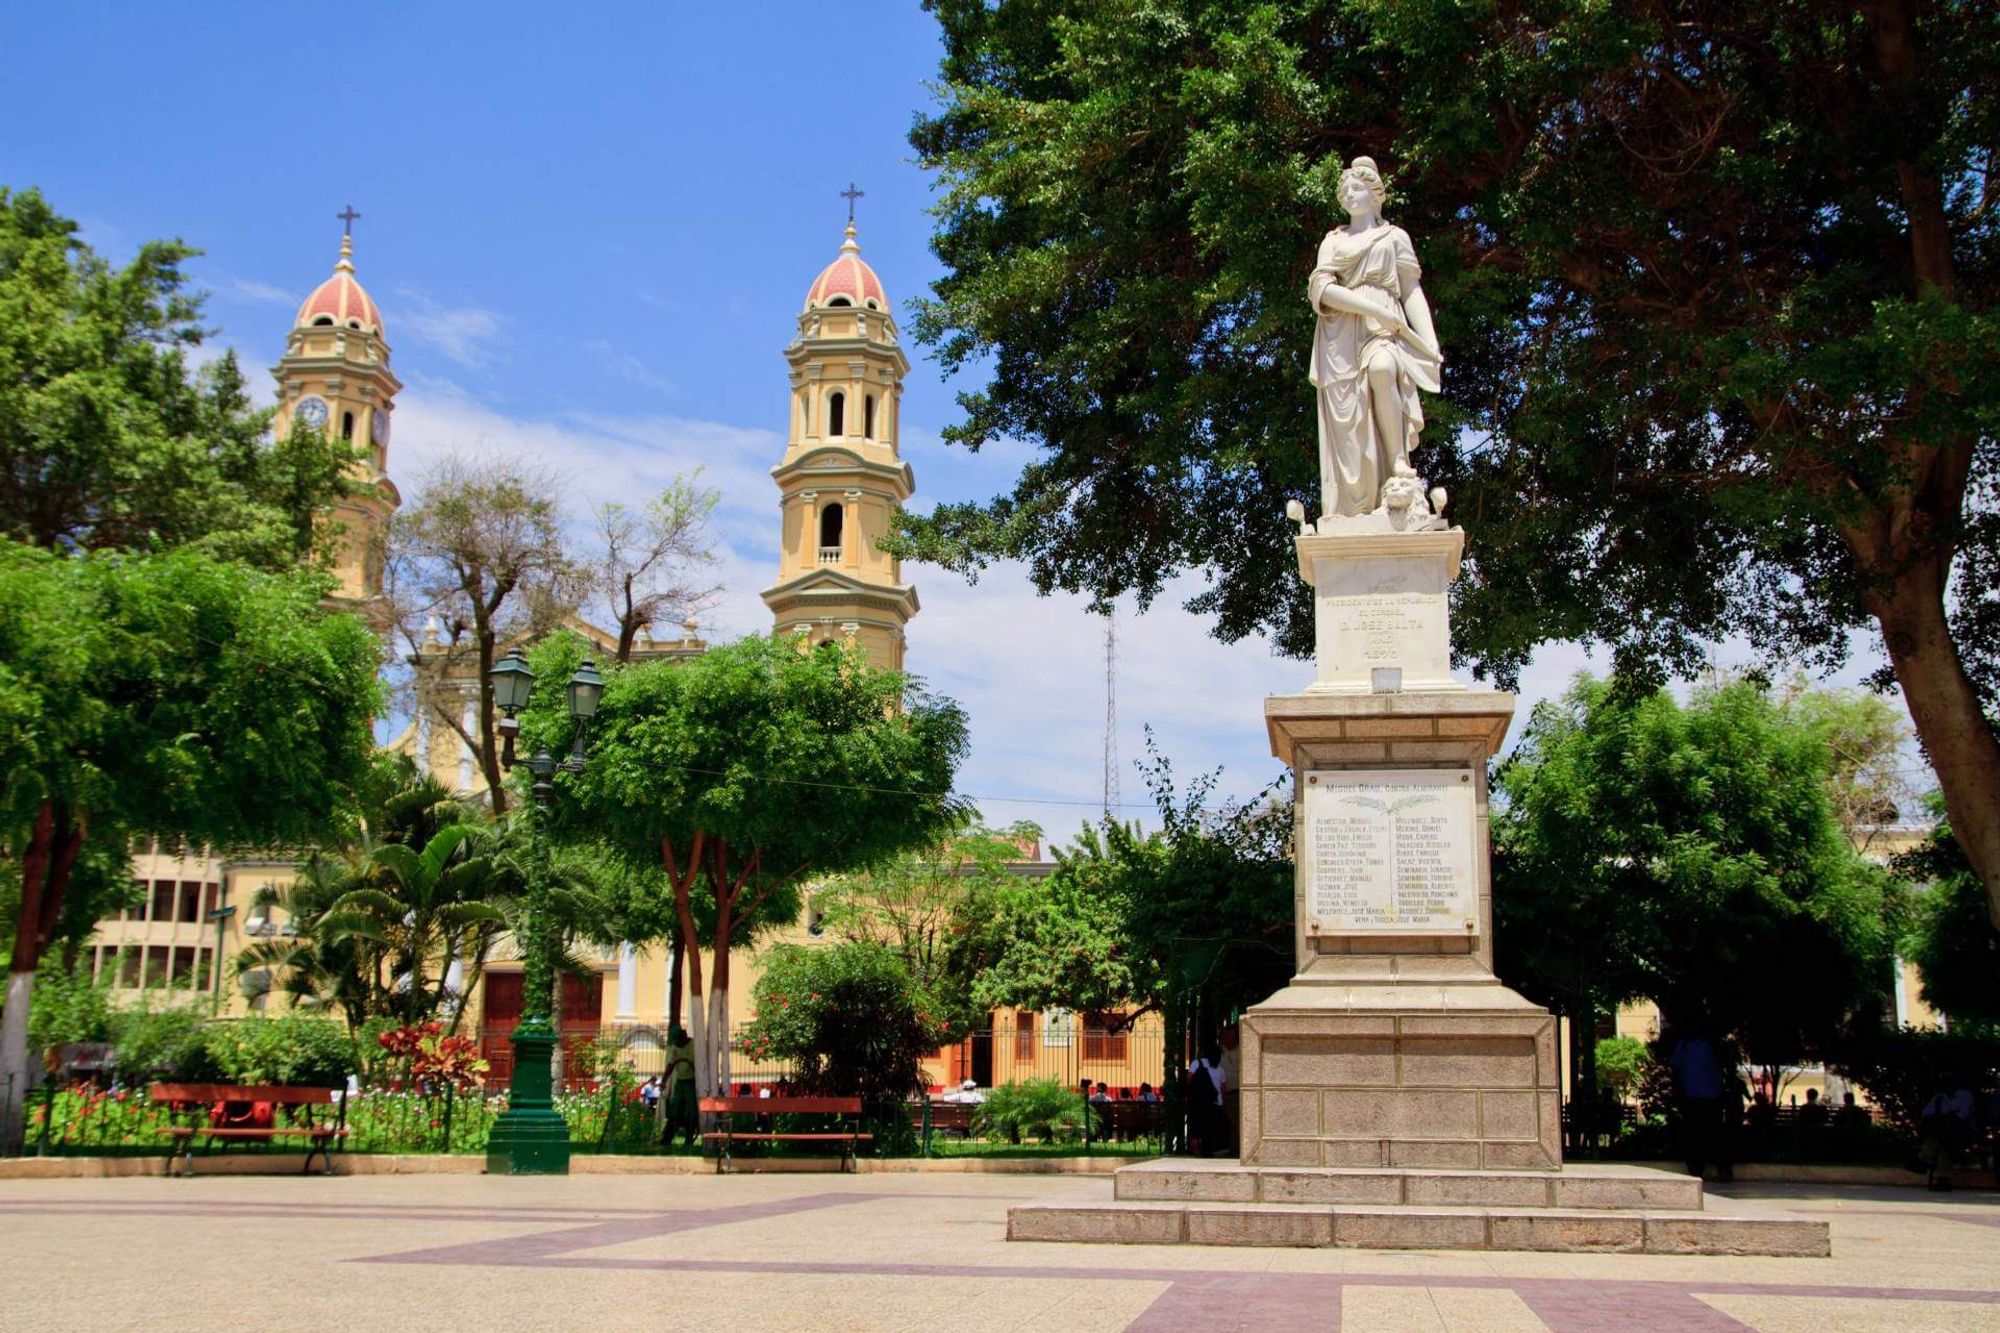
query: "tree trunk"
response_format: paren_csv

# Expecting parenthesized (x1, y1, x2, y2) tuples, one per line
(2, 804, 82, 1156)
(667, 933, 685, 1033)
(1866, 560, 2000, 929)
(473, 623, 508, 815)
(708, 984, 731, 1096)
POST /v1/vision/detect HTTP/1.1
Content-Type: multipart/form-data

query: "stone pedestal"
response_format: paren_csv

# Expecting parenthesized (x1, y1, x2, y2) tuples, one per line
(1005, 523, 1826, 1256)
(1241, 687, 1562, 1172)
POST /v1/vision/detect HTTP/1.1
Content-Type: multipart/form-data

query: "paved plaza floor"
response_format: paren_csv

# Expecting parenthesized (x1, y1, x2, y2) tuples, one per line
(4, 1172, 2000, 1331)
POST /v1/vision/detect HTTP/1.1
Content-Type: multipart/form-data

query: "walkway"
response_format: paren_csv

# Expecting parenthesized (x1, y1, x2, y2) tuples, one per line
(3, 1174, 1998, 1329)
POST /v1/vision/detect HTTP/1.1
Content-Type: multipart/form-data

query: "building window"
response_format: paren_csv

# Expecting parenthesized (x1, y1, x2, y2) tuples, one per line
(818, 503, 844, 562)
(1083, 1014, 1129, 1062)
(1015, 1011, 1035, 1061)
(145, 946, 170, 990)
(828, 391, 845, 437)
(178, 881, 202, 923)
(864, 394, 876, 439)
(151, 880, 176, 922)
(1043, 1008, 1075, 1048)
(118, 948, 143, 989)
(202, 883, 220, 918)
(341, 411, 355, 441)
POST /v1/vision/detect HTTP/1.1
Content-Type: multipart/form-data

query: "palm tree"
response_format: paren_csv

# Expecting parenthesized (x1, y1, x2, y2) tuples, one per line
(235, 849, 381, 1025)
(325, 825, 510, 1026)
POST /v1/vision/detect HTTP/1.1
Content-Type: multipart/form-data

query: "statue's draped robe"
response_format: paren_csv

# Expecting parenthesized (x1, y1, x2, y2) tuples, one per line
(1309, 224, 1441, 518)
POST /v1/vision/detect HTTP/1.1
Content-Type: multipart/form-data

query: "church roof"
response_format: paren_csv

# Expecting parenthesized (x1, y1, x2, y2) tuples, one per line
(296, 235, 383, 336)
(804, 223, 887, 311)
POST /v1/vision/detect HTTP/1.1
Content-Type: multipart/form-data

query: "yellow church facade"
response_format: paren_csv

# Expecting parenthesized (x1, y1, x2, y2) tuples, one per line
(83, 213, 1167, 1097)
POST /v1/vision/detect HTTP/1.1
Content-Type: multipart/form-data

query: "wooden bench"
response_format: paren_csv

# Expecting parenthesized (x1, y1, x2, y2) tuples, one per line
(698, 1095, 870, 1173)
(908, 1098, 977, 1140)
(149, 1083, 348, 1177)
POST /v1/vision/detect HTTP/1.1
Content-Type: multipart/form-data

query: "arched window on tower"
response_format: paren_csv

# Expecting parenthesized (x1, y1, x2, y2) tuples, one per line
(341, 411, 355, 441)
(827, 295, 851, 307)
(864, 394, 876, 439)
(818, 503, 844, 564)
(312, 315, 335, 327)
(828, 391, 845, 438)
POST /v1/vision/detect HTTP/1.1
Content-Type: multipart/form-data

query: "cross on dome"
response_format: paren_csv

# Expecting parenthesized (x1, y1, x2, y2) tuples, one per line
(296, 206, 383, 334)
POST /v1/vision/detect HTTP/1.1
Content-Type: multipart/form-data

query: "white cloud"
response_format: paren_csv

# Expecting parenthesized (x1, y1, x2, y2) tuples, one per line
(224, 277, 295, 306)
(394, 291, 506, 369)
(582, 340, 676, 395)
(380, 387, 1927, 852)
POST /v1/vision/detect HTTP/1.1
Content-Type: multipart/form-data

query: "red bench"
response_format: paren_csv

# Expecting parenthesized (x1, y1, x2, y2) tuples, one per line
(698, 1095, 870, 1173)
(149, 1083, 347, 1177)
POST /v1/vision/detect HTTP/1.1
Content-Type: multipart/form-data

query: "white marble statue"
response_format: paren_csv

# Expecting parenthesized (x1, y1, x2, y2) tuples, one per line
(1308, 157, 1443, 521)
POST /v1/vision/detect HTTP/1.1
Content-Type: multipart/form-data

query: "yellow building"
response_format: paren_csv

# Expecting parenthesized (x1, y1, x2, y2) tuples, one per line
(79, 211, 1176, 1098)
(274, 224, 401, 608)
(761, 220, 918, 669)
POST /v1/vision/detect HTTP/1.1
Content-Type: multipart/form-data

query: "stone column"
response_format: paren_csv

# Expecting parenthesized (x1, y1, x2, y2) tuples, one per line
(614, 942, 638, 1024)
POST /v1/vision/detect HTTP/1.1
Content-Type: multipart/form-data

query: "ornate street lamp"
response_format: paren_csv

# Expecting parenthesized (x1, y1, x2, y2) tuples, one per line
(482, 651, 604, 1176)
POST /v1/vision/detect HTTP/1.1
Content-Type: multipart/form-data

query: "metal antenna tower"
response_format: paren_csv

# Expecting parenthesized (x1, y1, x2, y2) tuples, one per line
(1102, 606, 1119, 818)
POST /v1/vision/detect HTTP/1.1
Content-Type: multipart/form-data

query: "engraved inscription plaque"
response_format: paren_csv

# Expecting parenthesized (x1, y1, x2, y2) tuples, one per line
(1304, 768, 1477, 935)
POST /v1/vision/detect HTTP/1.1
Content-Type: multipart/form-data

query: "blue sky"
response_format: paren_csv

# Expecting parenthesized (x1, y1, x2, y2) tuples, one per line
(1, 4, 1914, 842)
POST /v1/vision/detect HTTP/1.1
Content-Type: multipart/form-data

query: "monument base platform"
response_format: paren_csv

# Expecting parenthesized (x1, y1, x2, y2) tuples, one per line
(1006, 1161, 1828, 1255)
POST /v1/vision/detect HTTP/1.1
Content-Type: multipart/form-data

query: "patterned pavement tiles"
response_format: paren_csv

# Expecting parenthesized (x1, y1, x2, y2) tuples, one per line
(6, 1174, 2000, 1330)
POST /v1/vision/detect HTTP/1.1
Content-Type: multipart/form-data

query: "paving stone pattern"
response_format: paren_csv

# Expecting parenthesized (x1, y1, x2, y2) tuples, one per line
(4, 1174, 2000, 1330)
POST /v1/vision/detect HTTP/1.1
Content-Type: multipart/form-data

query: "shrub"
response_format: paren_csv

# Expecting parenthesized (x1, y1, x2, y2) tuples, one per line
(28, 955, 116, 1051)
(974, 1078, 1095, 1144)
(105, 1002, 209, 1083)
(1833, 1026, 2000, 1134)
(737, 942, 945, 1153)
(190, 1015, 357, 1087)
(1595, 1036, 1649, 1099)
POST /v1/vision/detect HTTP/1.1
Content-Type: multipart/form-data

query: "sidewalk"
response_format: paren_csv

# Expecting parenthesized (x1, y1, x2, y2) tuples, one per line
(6, 1173, 2000, 1330)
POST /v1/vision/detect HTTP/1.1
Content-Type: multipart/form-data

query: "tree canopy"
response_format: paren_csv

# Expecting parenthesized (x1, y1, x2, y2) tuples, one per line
(522, 633, 970, 1098)
(1899, 810, 2000, 1028)
(1494, 675, 1903, 1086)
(0, 187, 356, 567)
(0, 542, 382, 1150)
(970, 740, 1293, 1026)
(901, 0, 2000, 918)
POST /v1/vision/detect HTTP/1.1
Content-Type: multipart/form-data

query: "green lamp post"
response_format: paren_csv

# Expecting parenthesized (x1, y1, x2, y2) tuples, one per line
(483, 647, 604, 1175)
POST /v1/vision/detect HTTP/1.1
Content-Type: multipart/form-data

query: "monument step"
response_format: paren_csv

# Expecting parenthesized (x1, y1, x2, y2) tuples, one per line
(1111, 1158, 1704, 1211)
(1007, 1186, 1827, 1256)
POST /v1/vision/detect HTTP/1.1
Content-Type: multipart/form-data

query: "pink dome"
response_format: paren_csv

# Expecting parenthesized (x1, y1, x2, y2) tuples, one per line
(296, 238, 383, 335)
(804, 223, 887, 311)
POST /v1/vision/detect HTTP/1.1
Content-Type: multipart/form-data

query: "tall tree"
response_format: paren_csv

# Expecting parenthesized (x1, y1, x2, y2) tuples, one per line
(586, 473, 721, 663)
(523, 634, 969, 1101)
(971, 741, 1293, 1025)
(815, 819, 1037, 1029)
(1898, 808, 2000, 1028)
(385, 452, 578, 814)
(0, 543, 381, 1151)
(903, 1, 2000, 920)
(1494, 675, 1903, 1098)
(0, 187, 357, 567)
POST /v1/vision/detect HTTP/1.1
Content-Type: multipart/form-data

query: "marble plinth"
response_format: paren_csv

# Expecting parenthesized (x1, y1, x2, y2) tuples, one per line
(1007, 1161, 1829, 1255)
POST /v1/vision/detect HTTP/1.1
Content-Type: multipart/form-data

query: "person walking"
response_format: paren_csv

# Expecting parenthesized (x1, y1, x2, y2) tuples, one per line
(1667, 1026, 1730, 1182)
(660, 1024, 699, 1151)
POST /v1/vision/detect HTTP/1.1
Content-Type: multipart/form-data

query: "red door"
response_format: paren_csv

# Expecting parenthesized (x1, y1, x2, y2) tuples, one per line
(481, 973, 523, 1087)
(480, 972, 603, 1089)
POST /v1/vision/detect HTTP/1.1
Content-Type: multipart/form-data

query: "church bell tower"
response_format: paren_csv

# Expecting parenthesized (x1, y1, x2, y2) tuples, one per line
(761, 209, 918, 671)
(271, 210, 402, 605)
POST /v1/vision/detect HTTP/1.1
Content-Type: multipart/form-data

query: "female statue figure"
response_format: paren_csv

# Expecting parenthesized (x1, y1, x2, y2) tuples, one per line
(1309, 157, 1442, 520)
